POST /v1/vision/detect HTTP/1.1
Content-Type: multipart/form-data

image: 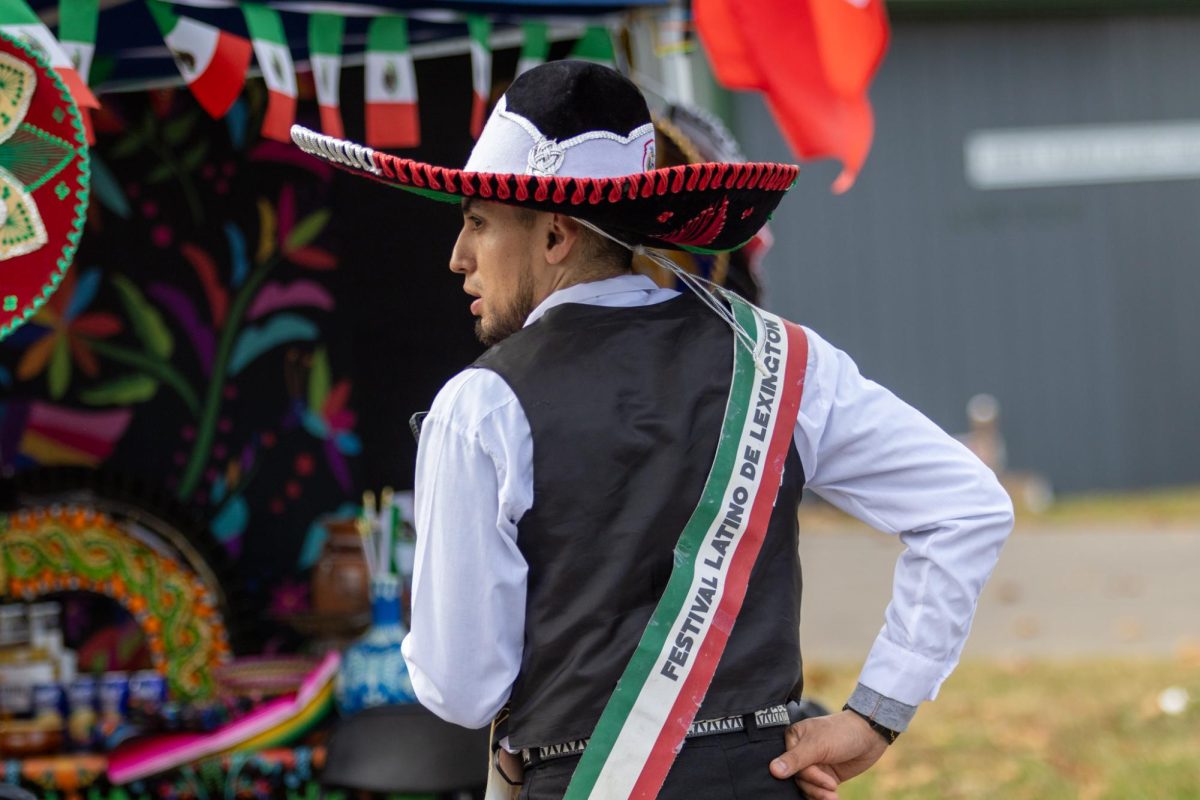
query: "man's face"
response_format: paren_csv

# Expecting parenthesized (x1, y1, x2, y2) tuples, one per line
(450, 199, 541, 346)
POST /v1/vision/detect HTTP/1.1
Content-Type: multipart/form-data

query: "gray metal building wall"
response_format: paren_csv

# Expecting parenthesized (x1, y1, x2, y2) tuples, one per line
(732, 14, 1200, 494)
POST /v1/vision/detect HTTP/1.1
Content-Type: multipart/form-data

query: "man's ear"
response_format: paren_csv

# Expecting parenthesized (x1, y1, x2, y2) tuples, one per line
(545, 214, 582, 266)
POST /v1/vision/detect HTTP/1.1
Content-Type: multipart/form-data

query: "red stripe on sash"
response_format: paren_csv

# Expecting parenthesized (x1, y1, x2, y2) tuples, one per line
(629, 319, 808, 799)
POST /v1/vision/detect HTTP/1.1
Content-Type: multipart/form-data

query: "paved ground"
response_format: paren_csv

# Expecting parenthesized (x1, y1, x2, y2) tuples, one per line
(797, 525, 1200, 662)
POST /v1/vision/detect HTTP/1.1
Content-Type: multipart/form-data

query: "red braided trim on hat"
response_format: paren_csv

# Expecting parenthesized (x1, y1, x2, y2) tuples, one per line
(740, 164, 756, 190)
(627, 174, 642, 200)
(607, 178, 624, 203)
(514, 175, 530, 201)
(588, 178, 605, 204)
(375, 152, 395, 178)
(685, 167, 700, 191)
(479, 174, 494, 198)
(410, 163, 426, 188)
(656, 171, 670, 196)
(426, 165, 443, 191)
(552, 177, 569, 204)
(460, 173, 476, 196)
(641, 173, 655, 198)
(735, 163, 751, 190)
(496, 176, 511, 200)
(671, 168, 686, 193)
(764, 165, 780, 190)
(723, 164, 738, 189)
(535, 179, 550, 202)
(571, 179, 587, 205)
(443, 169, 457, 193)
(393, 157, 412, 182)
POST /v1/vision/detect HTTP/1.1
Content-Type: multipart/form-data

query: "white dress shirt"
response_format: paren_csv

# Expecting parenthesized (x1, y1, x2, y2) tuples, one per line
(402, 274, 1014, 730)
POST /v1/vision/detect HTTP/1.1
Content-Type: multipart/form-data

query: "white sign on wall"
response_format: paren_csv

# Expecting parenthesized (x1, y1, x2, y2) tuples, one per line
(965, 120, 1200, 189)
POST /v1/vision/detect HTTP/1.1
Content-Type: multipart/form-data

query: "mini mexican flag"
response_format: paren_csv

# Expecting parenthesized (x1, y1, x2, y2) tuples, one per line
(146, 0, 251, 119)
(0, 0, 99, 112)
(308, 14, 344, 139)
(56, 0, 99, 143)
(467, 14, 492, 139)
(570, 24, 616, 67)
(242, 3, 297, 143)
(515, 21, 548, 79)
(364, 16, 418, 149)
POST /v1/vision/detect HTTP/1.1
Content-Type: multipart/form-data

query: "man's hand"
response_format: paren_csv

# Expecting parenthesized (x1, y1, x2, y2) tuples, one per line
(770, 710, 889, 799)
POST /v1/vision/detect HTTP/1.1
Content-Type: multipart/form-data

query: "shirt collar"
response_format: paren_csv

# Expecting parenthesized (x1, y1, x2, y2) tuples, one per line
(524, 274, 664, 327)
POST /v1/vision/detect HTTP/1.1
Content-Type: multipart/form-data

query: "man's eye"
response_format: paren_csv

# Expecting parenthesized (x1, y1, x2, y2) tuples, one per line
(468, 216, 483, 229)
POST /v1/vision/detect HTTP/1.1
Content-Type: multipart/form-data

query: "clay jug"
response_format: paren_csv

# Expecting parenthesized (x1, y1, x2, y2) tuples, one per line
(311, 519, 370, 616)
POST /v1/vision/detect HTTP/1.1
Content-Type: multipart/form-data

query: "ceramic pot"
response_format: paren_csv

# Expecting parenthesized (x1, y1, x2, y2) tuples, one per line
(335, 576, 417, 714)
(311, 519, 370, 616)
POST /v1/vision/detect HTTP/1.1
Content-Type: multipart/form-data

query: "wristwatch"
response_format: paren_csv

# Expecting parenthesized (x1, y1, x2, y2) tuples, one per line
(842, 704, 901, 745)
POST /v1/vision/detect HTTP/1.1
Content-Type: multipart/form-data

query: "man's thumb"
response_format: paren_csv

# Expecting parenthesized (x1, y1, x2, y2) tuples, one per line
(770, 721, 825, 778)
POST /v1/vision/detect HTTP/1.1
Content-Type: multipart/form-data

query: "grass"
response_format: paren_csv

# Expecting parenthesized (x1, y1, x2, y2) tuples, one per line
(1027, 484, 1200, 529)
(801, 657, 1200, 799)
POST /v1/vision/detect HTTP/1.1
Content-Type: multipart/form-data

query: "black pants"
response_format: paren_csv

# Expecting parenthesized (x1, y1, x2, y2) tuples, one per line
(518, 724, 803, 800)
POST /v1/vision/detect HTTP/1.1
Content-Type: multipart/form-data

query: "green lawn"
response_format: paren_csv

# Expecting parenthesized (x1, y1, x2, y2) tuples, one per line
(802, 657, 1200, 799)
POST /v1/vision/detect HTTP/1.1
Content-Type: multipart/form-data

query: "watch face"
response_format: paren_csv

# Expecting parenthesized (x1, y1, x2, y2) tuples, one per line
(0, 34, 91, 342)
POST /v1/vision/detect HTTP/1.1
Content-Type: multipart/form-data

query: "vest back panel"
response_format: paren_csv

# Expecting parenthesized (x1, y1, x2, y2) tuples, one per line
(475, 292, 805, 749)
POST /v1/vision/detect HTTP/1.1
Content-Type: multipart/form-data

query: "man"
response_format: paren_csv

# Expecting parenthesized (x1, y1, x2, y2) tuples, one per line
(292, 61, 1013, 800)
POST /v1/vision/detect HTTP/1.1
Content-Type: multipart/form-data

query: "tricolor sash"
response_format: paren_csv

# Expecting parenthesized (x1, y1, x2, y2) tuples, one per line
(563, 291, 808, 799)
(483, 292, 808, 800)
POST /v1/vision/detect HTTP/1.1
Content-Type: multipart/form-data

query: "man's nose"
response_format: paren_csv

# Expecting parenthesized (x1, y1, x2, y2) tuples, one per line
(449, 231, 471, 275)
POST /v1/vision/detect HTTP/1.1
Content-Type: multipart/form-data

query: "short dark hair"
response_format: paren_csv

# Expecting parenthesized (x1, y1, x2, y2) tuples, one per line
(514, 207, 632, 273)
(579, 225, 633, 273)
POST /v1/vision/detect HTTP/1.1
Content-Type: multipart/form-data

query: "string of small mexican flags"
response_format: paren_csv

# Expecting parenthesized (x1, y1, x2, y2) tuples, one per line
(0, 0, 616, 148)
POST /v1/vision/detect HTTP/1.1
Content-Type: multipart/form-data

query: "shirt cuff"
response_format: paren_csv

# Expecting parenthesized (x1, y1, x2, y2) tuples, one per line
(857, 630, 948, 706)
(845, 683, 918, 732)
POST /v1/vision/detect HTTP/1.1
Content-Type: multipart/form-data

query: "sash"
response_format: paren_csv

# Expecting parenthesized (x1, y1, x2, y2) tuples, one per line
(564, 292, 809, 799)
(483, 293, 809, 800)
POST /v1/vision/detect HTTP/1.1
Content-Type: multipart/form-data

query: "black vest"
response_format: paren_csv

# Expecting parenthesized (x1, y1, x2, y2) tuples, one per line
(475, 293, 805, 749)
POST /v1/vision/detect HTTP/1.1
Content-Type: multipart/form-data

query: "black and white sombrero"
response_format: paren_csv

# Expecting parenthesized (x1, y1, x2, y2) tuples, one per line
(290, 60, 798, 254)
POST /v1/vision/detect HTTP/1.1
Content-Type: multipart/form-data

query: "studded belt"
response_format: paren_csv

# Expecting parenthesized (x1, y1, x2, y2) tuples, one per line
(520, 704, 792, 768)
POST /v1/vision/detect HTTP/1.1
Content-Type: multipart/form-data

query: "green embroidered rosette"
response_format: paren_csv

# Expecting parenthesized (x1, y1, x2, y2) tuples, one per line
(0, 31, 90, 341)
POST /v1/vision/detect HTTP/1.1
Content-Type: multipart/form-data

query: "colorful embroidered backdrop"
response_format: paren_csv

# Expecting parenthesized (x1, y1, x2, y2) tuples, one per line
(0, 58, 489, 638)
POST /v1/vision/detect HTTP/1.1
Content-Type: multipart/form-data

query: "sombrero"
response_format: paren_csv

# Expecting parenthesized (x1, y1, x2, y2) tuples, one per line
(290, 60, 797, 254)
(0, 32, 90, 341)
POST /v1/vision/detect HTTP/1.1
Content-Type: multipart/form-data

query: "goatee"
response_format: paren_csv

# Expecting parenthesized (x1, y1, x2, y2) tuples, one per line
(476, 270, 535, 346)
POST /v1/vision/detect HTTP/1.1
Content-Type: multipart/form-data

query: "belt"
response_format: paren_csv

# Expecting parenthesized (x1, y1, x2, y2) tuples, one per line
(520, 704, 791, 768)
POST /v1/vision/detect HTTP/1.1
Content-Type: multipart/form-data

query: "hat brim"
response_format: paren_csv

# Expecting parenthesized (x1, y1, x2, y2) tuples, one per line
(291, 126, 797, 254)
(0, 33, 90, 341)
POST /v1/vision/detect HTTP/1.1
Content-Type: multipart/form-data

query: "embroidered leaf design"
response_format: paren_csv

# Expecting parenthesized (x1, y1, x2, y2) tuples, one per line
(164, 111, 199, 146)
(111, 275, 174, 359)
(248, 280, 333, 321)
(211, 494, 249, 543)
(90, 155, 131, 219)
(146, 161, 173, 184)
(181, 140, 209, 171)
(287, 247, 337, 271)
(109, 130, 148, 160)
(48, 337, 70, 399)
(228, 313, 318, 376)
(308, 346, 330, 413)
(80, 374, 160, 406)
(224, 223, 249, 288)
(147, 283, 215, 376)
(256, 198, 277, 265)
(180, 243, 229, 328)
(285, 209, 330, 252)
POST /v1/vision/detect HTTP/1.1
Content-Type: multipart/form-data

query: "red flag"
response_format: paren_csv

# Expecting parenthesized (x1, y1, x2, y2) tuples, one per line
(696, 0, 889, 193)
